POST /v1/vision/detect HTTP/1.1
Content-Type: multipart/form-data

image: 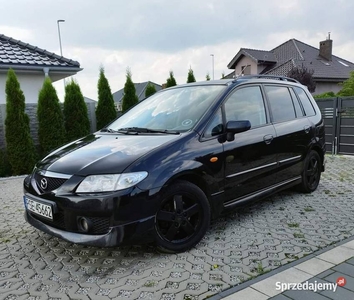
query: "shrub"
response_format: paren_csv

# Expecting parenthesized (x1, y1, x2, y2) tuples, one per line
(122, 69, 139, 112)
(314, 91, 336, 99)
(63, 79, 90, 142)
(338, 71, 354, 96)
(4, 69, 36, 175)
(166, 71, 177, 88)
(96, 67, 117, 129)
(0, 148, 12, 177)
(187, 68, 196, 83)
(287, 65, 316, 93)
(37, 77, 66, 156)
(145, 82, 157, 98)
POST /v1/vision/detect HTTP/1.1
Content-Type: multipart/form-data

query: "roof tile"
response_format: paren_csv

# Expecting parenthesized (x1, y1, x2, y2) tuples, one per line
(229, 38, 354, 80)
(264, 39, 354, 79)
(0, 33, 80, 68)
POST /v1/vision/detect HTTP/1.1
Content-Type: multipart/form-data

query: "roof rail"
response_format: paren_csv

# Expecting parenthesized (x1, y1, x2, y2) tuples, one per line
(234, 75, 299, 83)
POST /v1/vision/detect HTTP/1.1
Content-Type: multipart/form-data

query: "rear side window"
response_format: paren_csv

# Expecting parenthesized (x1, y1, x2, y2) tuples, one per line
(294, 87, 316, 116)
(264, 86, 296, 123)
(289, 88, 304, 118)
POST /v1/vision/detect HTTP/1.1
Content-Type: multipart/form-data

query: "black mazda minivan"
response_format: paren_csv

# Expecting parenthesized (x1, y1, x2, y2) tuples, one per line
(24, 76, 325, 253)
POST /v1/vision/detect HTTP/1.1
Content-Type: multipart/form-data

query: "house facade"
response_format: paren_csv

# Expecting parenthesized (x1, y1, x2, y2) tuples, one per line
(0, 34, 82, 104)
(113, 81, 162, 111)
(227, 37, 354, 95)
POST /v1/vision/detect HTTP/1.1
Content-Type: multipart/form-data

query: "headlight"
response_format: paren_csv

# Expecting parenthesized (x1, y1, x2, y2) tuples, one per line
(76, 172, 148, 193)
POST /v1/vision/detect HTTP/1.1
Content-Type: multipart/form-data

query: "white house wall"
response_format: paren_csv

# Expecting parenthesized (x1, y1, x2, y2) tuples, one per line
(234, 56, 257, 76)
(0, 73, 45, 104)
(314, 81, 342, 95)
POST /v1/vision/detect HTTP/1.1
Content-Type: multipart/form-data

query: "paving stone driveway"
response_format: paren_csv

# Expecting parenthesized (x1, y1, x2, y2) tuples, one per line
(0, 155, 353, 300)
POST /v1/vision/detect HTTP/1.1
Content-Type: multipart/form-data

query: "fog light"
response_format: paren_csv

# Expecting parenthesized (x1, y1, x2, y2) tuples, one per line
(78, 217, 92, 233)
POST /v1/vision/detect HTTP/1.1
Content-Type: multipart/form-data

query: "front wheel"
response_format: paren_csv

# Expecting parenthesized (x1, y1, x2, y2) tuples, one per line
(154, 180, 210, 253)
(298, 150, 321, 193)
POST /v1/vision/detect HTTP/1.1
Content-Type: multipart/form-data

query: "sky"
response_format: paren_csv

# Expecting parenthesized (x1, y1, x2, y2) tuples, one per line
(1, 0, 354, 101)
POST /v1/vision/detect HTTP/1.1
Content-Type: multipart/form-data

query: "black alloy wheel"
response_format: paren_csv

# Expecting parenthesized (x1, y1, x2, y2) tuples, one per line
(298, 150, 321, 193)
(155, 180, 210, 253)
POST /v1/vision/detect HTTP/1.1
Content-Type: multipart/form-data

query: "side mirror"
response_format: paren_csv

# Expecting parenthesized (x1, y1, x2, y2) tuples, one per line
(226, 120, 251, 141)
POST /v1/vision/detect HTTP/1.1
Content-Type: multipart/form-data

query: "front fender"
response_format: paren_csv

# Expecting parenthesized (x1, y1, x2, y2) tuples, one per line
(137, 159, 206, 193)
(136, 159, 224, 219)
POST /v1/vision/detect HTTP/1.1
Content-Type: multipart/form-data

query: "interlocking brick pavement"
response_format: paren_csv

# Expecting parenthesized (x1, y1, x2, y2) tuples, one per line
(0, 155, 353, 299)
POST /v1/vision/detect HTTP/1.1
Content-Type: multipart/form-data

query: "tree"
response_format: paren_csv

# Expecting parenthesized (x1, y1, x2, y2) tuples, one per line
(122, 68, 139, 112)
(206, 73, 211, 81)
(166, 71, 177, 88)
(287, 65, 316, 93)
(5, 69, 36, 175)
(63, 79, 90, 142)
(187, 68, 196, 83)
(96, 67, 117, 129)
(37, 77, 66, 156)
(338, 71, 354, 96)
(0, 149, 12, 177)
(145, 82, 157, 98)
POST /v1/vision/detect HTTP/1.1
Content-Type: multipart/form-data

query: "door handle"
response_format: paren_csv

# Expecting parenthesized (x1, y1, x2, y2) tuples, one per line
(304, 125, 311, 134)
(263, 134, 273, 145)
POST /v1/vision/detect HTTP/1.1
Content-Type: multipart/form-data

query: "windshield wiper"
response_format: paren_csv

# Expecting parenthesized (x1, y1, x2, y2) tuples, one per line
(100, 128, 118, 133)
(117, 127, 180, 134)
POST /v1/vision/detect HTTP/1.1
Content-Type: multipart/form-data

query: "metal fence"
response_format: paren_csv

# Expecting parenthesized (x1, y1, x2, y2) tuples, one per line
(317, 96, 354, 155)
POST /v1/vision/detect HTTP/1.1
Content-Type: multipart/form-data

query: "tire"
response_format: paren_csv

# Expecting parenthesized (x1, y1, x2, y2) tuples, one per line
(154, 180, 210, 253)
(298, 150, 321, 193)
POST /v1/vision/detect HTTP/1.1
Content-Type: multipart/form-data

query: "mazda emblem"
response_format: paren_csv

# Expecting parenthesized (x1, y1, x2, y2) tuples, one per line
(40, 178, 48, 190)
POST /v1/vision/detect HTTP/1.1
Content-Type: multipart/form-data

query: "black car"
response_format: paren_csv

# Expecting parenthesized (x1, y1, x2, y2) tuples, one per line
(23, 75, 325, 253)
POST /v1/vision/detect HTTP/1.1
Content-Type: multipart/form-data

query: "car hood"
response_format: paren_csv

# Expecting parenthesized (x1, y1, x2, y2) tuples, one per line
(36, 133, 178, 176)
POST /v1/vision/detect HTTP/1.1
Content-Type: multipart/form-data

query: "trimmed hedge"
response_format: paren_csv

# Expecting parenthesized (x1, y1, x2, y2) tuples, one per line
(96, 67, 117, 130)
(4, 69, 36, 175)
(64, 80, 90, 142)
(37, 78, 66, 157)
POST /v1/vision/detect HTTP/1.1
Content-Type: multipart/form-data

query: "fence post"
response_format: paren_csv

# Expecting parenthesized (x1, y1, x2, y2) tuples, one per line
(87, 102, 97, 133)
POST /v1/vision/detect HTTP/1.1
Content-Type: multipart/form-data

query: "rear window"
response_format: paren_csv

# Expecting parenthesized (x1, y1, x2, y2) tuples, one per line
(294, 87, 316, 116)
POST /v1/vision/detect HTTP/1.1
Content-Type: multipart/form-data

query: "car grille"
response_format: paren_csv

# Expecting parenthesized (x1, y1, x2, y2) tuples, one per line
(90, 217, 111, 234)
(34, 173, 67, 193)
(30, 212, 111, 235)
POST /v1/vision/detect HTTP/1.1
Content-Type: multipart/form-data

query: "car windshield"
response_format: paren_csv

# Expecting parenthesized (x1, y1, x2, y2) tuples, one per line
(107, 85, 225, 133)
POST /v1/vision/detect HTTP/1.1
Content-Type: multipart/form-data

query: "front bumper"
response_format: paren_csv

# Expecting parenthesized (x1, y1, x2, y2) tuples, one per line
(23, 173, 162, 247)
(25, 210, 155, 247)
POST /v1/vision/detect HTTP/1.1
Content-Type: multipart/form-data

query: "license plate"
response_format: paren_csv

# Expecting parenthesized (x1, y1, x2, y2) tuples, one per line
(24, 196, 53, 220)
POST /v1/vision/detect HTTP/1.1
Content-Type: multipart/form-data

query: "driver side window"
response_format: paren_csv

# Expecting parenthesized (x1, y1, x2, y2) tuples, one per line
(224, 86, 267, 128)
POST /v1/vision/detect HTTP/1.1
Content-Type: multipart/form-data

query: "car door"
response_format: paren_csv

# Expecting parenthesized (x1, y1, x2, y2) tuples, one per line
(264, 85, 313, 182)
(222, 85, 278, 204)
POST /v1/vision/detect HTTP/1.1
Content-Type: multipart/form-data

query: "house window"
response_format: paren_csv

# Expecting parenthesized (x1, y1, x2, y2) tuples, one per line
(241, 65, 251, 75)
(338, 60, 349, 67)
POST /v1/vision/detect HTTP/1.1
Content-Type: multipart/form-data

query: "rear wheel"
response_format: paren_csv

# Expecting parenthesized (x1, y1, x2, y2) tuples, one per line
(154, 180, 210, 253)
(298, 150, 321, 193)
